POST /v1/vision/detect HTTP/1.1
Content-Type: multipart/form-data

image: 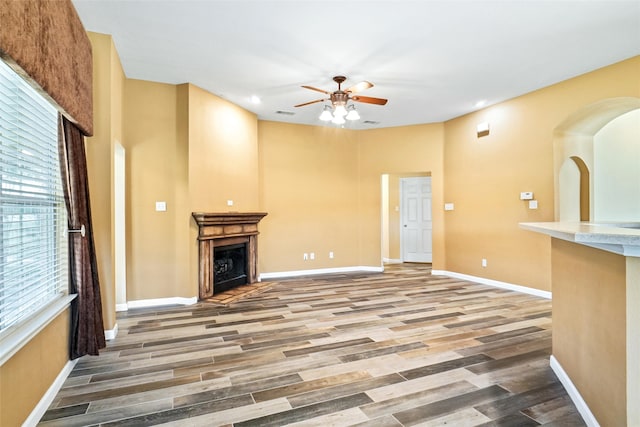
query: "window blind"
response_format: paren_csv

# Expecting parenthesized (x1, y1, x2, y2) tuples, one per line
(0, 59, 68, 334)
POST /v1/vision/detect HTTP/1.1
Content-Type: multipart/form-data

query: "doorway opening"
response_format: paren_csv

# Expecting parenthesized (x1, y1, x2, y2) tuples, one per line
(381, 173, 432, 264)
(554, 97, 640, 222)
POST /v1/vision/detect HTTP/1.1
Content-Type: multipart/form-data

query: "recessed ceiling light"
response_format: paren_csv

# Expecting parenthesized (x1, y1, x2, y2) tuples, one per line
(250, 95, 261, 104)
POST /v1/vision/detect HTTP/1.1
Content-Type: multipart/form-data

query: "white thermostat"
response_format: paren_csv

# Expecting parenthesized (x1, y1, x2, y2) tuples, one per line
(520, 192, 534, 200)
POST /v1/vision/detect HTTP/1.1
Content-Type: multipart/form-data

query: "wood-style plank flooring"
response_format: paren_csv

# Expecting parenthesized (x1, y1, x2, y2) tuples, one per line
(40, 264, 586, 426)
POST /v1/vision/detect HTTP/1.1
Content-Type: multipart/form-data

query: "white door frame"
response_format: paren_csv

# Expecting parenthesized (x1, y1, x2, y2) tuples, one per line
(114, 142, 127, 312)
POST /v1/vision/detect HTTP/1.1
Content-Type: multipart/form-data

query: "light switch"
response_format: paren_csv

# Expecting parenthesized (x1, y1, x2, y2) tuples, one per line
(155, 201, 166, 212)
(444, 203, 455, 211)
(529, 200, 538, 209)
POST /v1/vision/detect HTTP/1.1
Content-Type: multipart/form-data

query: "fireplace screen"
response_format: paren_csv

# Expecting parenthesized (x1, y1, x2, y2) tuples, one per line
(213, 243, 248, 293)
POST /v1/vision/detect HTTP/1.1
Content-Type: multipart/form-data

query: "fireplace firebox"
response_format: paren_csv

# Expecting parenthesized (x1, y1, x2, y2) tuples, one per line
(213, 243, 247, 294)
(192, 212, 267, 299)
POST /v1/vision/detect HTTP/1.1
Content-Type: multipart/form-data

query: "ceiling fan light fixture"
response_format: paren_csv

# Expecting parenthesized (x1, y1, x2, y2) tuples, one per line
(346, 105, 360, 121)
(333, 104, 348, 118)
(332, 114, 346, 125)
(319, 105, 333, 121)
(298, 76, 388, 125)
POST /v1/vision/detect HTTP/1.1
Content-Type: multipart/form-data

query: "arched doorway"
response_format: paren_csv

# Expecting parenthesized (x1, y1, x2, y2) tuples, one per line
(554, 97, 640, 221)
(558, 156, 590, 222)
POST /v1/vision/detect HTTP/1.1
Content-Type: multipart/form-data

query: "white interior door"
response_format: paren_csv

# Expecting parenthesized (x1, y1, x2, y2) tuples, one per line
(401, 177, 432, 263)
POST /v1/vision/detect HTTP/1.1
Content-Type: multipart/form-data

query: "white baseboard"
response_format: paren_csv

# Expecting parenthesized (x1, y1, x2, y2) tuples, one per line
(550, 355, 599, 427)
(431, 269, 552, 299)
(260, 266, 384, 280)
(383, 258, 402, 264)
(104, 323, 118, 341)
(126, 296, 198, 309)
(23, 358, 78, 427)
(115, 303, 129, 312)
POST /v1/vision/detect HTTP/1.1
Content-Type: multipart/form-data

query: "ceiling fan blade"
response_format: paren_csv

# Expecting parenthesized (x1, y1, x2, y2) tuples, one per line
(301, 85, 331, 95)
(294, 98, 326, 107)
(346, 81, 373, 93)
(352, 95, 388, 105)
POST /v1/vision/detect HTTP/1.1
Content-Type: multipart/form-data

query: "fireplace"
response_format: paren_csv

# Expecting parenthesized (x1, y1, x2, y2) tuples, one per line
(192, 212, 267, 299)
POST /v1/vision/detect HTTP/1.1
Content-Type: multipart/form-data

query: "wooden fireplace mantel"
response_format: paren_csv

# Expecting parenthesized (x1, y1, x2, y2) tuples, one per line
(192, 212, 267, 299)
(192, 212, 268, 234)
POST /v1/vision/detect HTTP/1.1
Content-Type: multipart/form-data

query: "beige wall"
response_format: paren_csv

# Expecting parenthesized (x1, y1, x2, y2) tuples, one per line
(85, 32, 124, 329)
(188, 83, 260, 289)
(188, 84, 260, 212)
(443, 56, 640, 291)
(551, 238, 626, 427)
(257, 122, 445, 273)
(357, 124, 446, 269)
(120, 80, 260, 300)
(123, 78, 187, 300)
(258, 122, 360, 272)
(0, 310, 70, 426)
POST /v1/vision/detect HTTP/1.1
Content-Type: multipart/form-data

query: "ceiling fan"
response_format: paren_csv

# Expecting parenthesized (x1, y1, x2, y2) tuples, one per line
(295, 76, 387, 124)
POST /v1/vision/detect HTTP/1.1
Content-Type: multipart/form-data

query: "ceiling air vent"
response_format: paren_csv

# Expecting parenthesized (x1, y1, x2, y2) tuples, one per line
(363, 120, 380, 125)
(275, 110, 295, 116)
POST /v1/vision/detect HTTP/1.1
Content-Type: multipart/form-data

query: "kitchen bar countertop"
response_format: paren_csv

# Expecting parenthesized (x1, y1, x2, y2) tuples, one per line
(520, 221, 640, 257)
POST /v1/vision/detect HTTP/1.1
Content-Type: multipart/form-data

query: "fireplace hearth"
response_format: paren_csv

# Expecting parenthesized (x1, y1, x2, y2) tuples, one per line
(192, 212, 267, 299)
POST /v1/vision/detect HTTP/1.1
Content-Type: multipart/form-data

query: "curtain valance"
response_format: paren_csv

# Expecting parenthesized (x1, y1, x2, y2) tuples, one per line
(0, 0, 93, 136)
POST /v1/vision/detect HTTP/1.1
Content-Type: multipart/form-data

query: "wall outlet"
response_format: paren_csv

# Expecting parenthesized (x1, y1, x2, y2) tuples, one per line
(227, 200, 234, 206)
(310, 252, 315, 260)
(303, 253, 308, 260)
(482, 258, 487, 267)
(155, 201, 167, 212)
(329, 251, 334, 259)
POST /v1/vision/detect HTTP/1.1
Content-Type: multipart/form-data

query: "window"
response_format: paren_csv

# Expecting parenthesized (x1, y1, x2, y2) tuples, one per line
(0, 58, 68, 335)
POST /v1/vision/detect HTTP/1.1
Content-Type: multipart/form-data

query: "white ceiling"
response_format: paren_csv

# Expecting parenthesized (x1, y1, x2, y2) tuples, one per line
(72, 0, 640, 130)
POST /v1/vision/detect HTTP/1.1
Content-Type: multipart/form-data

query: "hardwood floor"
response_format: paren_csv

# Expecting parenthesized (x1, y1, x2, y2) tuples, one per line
(40, 264, 586, 426)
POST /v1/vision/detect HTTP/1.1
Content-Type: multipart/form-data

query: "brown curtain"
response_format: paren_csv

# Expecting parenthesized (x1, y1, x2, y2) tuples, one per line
(58, 115, 105, 359)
